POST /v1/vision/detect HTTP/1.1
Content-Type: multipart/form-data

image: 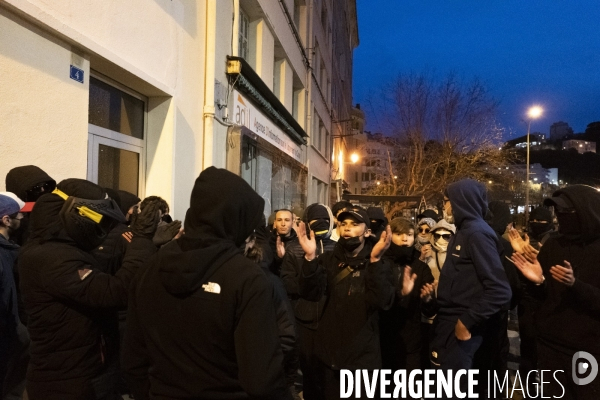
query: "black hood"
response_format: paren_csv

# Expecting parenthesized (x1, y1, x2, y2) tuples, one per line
(26, 178, 106, 245)
(446, 179, 488, 228)
(105, 188, 140, 216)
(487, 201, 511, 235)
(159, 167, 265, 295)
(5, 165, 55, 201)
(546, 185, 600, 240)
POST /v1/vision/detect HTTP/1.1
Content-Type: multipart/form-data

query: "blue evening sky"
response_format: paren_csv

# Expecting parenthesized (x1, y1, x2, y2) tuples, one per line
(352, 0, 600, 140)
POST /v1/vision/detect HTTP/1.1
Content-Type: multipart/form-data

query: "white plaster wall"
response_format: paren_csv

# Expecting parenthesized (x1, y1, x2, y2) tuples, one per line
(3, 0, 183, 92)
(0, 0, 206, 220)
(0, 8, 89, 186)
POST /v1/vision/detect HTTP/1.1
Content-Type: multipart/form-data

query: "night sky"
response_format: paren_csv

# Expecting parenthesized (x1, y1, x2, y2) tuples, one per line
(352, 0, 600, 140)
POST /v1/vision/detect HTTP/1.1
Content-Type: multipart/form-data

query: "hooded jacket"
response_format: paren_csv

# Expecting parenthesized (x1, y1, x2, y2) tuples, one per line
(535, 185, 600, 354)
(436, 179, 511, 330)
(122, 167, 290, 400)
(18, 179, 156, 400)
(5, 166, 55, 203)
(5, 166, 56, 247)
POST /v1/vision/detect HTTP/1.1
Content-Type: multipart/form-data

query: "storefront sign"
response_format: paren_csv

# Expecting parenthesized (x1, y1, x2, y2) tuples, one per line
(233, 90, 302, 162)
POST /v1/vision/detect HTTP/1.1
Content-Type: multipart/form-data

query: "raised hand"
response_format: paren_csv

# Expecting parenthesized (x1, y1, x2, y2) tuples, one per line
(511, 252, 544, 284)
(153, 220, 182, 246)
(550, 260, 575, 287)
(296, 221, 317, 260)
(371, 225, 392, 263)
(130, 201, 161, 239)
(522, 241, 540, 263)
(276, 235, 286, 259)
(401, 265, 418, 296)
(508, 228, 528, 254)
(420, 281, 438, 303)
(420, 244, 433, 261)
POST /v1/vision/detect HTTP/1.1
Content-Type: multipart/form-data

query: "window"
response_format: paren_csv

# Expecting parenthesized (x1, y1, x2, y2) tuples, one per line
(239, 10, 250, 60)
(355, 172, 358, 182)
(87, 74, 146, 196)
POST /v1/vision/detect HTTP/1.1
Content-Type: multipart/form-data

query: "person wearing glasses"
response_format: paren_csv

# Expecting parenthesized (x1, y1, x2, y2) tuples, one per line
(423, 219, 456, 282)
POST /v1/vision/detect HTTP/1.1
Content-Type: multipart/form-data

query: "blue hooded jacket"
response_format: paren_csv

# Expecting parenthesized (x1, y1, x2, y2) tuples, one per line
(437, 179, 511, 330)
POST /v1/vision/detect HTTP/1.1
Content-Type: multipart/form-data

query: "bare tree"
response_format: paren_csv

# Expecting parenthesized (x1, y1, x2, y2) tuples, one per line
(364, 72, 514, 207)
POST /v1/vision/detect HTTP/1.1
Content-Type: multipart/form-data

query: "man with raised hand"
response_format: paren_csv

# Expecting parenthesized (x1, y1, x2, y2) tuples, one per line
(296, 205, 395, 399)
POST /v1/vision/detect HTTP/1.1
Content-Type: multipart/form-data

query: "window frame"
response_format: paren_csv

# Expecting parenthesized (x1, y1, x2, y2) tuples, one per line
(87, 71, 147, 197)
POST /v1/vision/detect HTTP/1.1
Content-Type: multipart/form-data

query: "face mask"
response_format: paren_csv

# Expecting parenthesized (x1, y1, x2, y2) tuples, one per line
(529, 222, 551, 237)
(417, 235, 430, 244)
(387, 242, 414, 260)
(434, 237, 449, 252)
(310, 219, 330, 238)
(338, 236, 363, 252)
(556, 211, 581, 236)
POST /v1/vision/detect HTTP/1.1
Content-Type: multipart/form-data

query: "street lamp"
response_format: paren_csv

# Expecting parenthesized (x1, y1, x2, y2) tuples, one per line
(525, 106, 543, 222)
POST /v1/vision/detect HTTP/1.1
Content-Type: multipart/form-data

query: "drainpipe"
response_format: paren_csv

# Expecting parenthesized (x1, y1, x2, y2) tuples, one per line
(203, 0, 217, 169)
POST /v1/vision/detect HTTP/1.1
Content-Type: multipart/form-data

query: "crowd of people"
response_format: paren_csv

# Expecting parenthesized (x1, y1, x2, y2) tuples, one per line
(0, 165, 598, 400)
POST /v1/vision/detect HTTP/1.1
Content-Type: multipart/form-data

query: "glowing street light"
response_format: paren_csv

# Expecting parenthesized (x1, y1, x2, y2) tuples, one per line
(525, 105, 543, 222)
(350, 152, 359, 164)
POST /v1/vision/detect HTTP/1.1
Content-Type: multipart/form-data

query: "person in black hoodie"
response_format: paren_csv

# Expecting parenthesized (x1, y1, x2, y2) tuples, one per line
(421, 179, 511, 396)
(122, 167, 290, 400)
(5, 165, 56, 247)
(18, 179, 160, 400)
(5, 165, 56, 327)
(280, 203, 336, 400)
(512, 185, 600, 399)
(244, 231, 300, 400)
(296, 206, 395, 399)
(379, 217, 433, 376)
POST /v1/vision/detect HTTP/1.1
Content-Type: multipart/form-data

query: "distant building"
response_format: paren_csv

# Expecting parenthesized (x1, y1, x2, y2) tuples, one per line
(508, 163, 559, 185)
(562, 139, 596, 154)
(513, 133, 546, 149)
(550, 121, 574, 140)
(346, 131, 399, 195)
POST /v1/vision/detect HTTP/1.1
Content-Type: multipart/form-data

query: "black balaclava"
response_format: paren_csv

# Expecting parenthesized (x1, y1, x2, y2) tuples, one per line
(529, 207, 554, 238)
(304, 203, 333, 239)
(5, 165, 56, 202)
(367, 206, 388, 241)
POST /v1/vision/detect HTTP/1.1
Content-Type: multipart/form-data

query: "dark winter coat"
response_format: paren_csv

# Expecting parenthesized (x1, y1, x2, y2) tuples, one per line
(281, 236, 335, 329)
(18, 192, 156, 400)
(0, 234, 19, 361)
(535, 185, 600, 355)
(122, 167, 290, 400)
(437, 180, 511, 330)
(380, 245, 434, 369)
(299, 242, 395, 370)
(269, 228, 304, 275)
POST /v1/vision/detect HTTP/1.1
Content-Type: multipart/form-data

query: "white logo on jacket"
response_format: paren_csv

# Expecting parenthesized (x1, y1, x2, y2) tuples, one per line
(202, 282, 221, 294)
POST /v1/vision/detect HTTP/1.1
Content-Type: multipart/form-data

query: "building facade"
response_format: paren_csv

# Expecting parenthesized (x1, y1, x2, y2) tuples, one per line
(0, 0, 358, 219)
(562, 139, 596, 154)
